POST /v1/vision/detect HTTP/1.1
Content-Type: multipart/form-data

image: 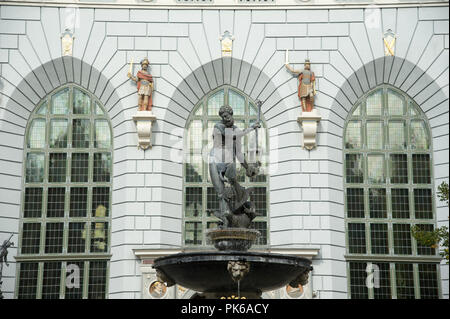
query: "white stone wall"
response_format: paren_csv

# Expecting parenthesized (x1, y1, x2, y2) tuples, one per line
(0, 4, 448, 299)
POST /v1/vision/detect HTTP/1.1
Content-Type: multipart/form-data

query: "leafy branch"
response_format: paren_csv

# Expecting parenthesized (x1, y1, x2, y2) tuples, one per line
(411, 181, 449, 263)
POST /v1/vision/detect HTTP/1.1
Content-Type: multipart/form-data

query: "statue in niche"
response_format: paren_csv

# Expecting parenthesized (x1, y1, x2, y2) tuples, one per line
(208, 105, 261, 228)
(127, 57, 154, 111)
(285, 56, 316, 112)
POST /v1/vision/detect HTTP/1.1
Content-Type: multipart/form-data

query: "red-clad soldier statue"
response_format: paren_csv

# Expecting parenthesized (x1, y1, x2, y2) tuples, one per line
(285, 58, 316, 113)
(128, 57, 154, 111)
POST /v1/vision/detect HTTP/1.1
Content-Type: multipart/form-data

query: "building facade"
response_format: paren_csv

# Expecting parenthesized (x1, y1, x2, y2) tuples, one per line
(0, 0, 448, 299)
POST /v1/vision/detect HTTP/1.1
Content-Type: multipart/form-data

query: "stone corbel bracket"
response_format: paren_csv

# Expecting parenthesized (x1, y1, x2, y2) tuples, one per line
(297, 109, 321, 150)
(132, 111, 157, 150)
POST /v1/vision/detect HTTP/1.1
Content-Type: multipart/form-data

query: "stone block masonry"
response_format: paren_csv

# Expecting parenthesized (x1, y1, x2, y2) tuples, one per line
(0, 3, 447, 300)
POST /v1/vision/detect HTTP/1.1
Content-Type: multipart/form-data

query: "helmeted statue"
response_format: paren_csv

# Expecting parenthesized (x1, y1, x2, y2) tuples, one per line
(285, 59, 316, 112)
(128, 57, 154, 111)
(209, 105, 261, 228)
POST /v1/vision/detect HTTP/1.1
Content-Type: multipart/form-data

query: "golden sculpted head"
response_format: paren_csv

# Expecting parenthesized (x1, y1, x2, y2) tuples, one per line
(304, 59, 311, 70)
(140, 58, 150, 68)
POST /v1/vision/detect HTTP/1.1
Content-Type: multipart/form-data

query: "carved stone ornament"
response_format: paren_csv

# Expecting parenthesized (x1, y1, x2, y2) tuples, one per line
(219, 31, 235, 57)
(297, 109, 322, 150)
(61, 28, 74, 57)
(132, 111, 157, 150)
(384, 29, 397, 56)
(148, 280, 167, 298)
(227, 261, 250, 282)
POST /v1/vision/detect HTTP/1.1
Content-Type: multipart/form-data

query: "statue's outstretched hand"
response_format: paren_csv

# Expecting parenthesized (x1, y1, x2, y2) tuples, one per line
(246, 163, 260, 177)
(251, 122, 261, 130)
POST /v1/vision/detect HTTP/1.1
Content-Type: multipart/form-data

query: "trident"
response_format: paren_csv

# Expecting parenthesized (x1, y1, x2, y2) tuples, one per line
(1, 234, 13, 248)
(255, 99, 262, 165)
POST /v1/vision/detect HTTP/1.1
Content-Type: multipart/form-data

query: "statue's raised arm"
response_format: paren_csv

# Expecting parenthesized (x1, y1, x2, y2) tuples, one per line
(285, 51, 317, 113)
(285, 49, 302, 75)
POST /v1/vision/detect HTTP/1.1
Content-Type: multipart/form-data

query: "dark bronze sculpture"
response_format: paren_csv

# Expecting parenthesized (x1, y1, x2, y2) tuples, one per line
(208, 103, 261, 229)
(0, 234, 14, 299)
(152, 99, 313, 299)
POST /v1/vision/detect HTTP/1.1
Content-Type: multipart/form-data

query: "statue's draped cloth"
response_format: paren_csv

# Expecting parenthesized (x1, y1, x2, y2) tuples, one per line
(298, 69, 315, 99)
(137, 70, 153, 106)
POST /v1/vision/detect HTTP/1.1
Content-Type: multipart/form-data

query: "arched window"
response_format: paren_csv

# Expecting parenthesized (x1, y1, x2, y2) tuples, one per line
(16, 85, 112, 299)
(183, 86, 269, 247)
(344, 85, 441, 299)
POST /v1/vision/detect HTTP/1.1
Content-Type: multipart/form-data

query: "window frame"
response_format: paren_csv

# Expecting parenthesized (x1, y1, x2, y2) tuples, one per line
(343, 85, 442, 299)
(15, 84, 113, 299)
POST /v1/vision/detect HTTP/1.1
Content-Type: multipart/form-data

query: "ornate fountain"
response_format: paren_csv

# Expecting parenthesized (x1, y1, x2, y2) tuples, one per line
(153, 102, 312, 299)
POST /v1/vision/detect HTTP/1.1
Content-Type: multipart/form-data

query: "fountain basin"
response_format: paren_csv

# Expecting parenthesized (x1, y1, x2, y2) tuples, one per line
(153, 251, 312, 298)
(206, 228, 260, 251)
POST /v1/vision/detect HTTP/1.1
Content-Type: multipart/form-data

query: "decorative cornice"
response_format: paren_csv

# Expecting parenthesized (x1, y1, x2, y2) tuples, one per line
(0, 0, 448, 10)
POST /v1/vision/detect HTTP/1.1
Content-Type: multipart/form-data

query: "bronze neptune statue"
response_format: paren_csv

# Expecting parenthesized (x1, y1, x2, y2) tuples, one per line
(153, 100, 313, 299)
(208, 103, 261, 229)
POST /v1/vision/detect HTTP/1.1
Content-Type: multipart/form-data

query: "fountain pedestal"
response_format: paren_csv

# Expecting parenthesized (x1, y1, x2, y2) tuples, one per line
(206, 228, 260, 251)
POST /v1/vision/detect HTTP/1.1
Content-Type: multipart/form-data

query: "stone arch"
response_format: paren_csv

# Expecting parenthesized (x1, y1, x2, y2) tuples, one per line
(329, 55, 448, 143)
(158, 55, 297, 182)
(0, 59, 129, 223)
(162, 57, 290, 132)
(156, 56, 291, 204)
(151, 56, 297, 249)
(0, 57, 129, 154)
(0, 56, 128, 222)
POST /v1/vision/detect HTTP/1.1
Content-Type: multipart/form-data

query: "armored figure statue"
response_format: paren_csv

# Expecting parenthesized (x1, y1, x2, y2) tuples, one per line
(285, 59, 316, 112)
(128, 57, 154, 111)
(209, 105, 261, 228)
(0, 234, 14, 299)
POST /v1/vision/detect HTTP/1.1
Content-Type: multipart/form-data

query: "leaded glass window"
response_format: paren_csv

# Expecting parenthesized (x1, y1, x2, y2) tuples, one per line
(344, 86, 440, 299)
(183, 86, 269, 247)
(16, 85, 112, 299)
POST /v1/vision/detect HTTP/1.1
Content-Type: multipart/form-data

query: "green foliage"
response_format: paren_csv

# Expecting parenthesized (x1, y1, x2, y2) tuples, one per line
(437, 181, 449, 205)
(412, 225, 449, 262)
(411, 181, 449, 263)
(411, 225, 440, 247)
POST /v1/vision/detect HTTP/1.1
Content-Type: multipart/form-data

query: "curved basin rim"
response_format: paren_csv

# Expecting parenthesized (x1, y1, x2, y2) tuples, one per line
(153, 251, 312, 268)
